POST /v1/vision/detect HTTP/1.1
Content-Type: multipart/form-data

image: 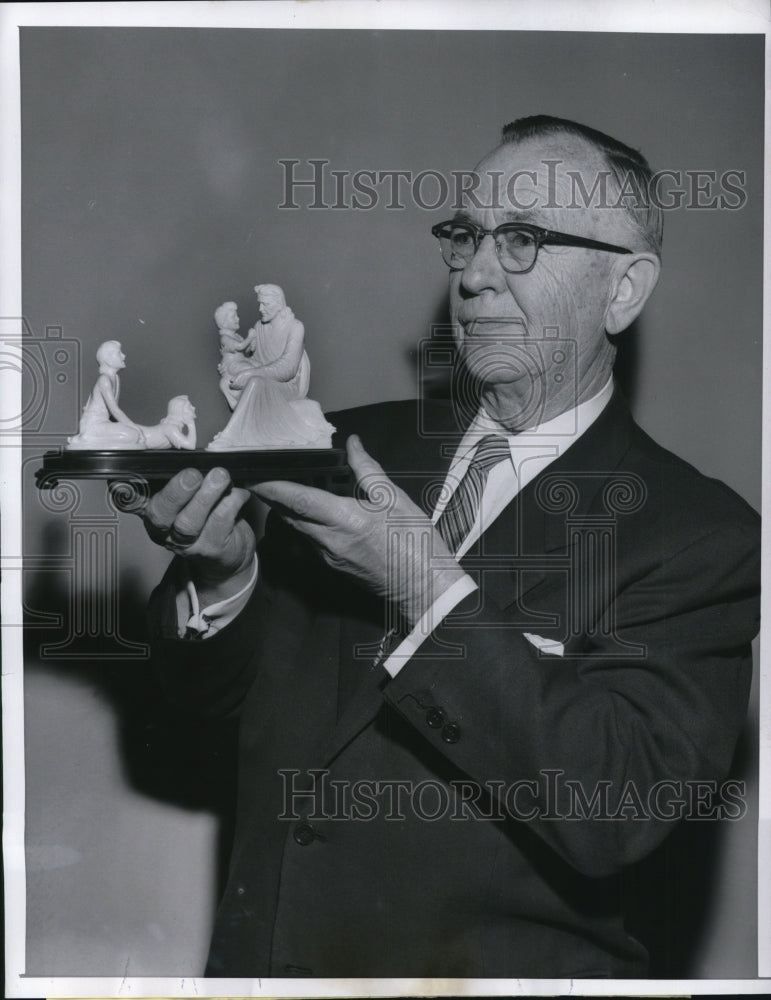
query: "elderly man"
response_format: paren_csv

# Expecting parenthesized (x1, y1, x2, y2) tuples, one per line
(144, 116, 760, 978)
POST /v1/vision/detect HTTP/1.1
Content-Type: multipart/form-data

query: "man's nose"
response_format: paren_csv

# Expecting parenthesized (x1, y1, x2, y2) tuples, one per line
(460, 235, 506, 294)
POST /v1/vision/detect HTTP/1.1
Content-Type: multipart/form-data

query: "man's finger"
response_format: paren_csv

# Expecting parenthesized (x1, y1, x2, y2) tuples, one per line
(346, 435, 401, 510)
(145, 467, 204, 531)
(345, 434, 385, 478)
(171, 467, 235, 539)
(203, 487, 253, 545)
(252, 480, 346, 527)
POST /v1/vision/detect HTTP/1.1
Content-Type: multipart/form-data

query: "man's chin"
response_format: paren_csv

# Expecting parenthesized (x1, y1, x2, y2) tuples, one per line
(458, 339, 541, 385)
(454, 339, 550, 428)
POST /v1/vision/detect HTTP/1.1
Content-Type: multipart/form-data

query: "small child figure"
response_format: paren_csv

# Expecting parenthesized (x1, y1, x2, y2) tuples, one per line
(139, 395, 197, 449)
(214, 301, 256, 410)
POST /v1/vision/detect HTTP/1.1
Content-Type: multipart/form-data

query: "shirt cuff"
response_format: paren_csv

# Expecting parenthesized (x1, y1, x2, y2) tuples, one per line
(381, 574, 478, 678)
(175, 554, 259, 639)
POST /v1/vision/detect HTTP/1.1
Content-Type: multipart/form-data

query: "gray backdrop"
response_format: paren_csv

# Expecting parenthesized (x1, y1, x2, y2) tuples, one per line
(19, 28, 763, 978)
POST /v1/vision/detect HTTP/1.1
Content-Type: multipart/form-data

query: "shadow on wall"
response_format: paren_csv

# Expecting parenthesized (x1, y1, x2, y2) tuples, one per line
(23, 521, 240, 907)
(623, 721, 756, 978)
(611, 320, 641, 408)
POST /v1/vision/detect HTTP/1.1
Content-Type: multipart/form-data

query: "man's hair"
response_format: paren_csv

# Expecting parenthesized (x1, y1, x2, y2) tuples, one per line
(501, 115, 663, 257)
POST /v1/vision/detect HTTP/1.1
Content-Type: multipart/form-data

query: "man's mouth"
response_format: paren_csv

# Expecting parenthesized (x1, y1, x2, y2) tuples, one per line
(456, 306, 528, 337)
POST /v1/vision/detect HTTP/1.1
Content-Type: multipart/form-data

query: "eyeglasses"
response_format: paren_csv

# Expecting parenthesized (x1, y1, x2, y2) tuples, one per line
(431, 220, 633, 274)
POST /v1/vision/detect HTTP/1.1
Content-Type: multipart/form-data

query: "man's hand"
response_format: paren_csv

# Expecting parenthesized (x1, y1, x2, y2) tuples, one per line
(252, 435, 466, 628)
(141, 467, 256, 606)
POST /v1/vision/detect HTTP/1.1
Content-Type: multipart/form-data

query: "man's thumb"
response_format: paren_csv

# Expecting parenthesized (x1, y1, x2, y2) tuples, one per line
(347, 435, 397, 511)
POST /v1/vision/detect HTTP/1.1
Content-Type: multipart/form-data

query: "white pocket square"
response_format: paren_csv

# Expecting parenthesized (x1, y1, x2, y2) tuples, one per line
(523, 633, 565, 657)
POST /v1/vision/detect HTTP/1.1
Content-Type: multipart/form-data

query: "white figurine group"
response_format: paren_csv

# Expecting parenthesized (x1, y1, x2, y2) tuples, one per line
(207, 283, 334, 450)
(66, 285, 334, 452)
(66, 340, 196, 450)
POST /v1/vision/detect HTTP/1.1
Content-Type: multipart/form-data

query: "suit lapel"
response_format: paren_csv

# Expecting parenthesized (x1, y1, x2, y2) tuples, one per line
(460, 388, 635, 609)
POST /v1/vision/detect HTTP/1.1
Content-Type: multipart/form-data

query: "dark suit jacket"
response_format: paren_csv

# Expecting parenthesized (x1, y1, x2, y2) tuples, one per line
(149, 391, 760, 979)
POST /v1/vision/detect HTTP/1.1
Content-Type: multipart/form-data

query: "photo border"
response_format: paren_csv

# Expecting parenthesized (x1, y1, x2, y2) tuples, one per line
(2, 2, 768, 997)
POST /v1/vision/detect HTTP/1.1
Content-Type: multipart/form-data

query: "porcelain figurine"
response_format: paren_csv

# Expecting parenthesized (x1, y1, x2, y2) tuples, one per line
(207, 284, 335, 450)
(139, 395, 197, 450)
(67, 340, 146, 450)
(214, 300, 254, 410)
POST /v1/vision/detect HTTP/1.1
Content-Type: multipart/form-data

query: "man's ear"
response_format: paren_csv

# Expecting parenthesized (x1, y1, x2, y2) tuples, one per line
(605, 254, 660, 335)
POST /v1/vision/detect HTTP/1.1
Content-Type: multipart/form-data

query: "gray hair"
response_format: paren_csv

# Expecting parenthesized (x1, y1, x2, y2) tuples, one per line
(501, 115, 663, 257)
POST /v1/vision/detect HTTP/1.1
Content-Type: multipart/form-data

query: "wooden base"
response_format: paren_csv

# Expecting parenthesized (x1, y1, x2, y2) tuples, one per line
(35, 448, 354, 496)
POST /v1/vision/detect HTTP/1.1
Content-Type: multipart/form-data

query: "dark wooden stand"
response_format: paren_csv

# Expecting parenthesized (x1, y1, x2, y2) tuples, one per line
(36, 448, 354, 496)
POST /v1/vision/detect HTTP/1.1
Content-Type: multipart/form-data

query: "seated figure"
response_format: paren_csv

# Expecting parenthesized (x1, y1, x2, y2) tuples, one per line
(207, 284, 335, 450)
(67, 340, 146, 450)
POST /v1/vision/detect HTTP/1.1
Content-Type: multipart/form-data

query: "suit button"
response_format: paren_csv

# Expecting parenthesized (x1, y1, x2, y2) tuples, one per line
(442, 721, 461, 743)
(293, 822, 317, 846)
(426, 707, 445, 728)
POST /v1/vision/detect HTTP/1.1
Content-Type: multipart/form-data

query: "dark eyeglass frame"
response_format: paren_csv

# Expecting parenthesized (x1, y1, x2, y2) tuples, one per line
(431, 219, 633, 274)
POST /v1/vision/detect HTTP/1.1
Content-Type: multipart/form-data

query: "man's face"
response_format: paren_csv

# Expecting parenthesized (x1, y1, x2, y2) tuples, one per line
(258, 296, 281, 323)
(449, 136, 634, 427)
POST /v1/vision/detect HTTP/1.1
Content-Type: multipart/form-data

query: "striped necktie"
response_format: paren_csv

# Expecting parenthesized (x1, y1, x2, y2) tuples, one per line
(435, 434, 511, 554)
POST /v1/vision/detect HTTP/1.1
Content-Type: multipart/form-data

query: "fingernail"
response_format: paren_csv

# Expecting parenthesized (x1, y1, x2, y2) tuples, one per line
(211, 467, 229, 486)
(350, 434, 361, 449)
(180, 468, 201, 488)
